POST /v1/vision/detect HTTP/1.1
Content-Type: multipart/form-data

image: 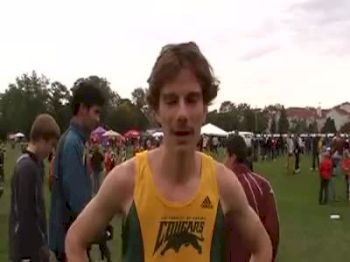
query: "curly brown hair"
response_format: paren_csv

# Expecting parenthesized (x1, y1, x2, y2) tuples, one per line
(146, 42, 219, 110)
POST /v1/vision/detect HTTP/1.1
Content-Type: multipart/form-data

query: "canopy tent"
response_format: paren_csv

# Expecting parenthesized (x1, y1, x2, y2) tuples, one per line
(92, 126, 106, 135)
(124, 129, 140, 139)
(152, 131, 164, 137)
(9, 132, 25, 140)
(14, 132, 25, 138)
(201, 123, 228, 137)
(103, 130, 122, 138)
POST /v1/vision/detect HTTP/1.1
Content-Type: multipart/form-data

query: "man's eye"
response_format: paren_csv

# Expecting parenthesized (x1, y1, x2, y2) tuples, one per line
(187, 97, 199, 104)
(165, 100, 177, 105)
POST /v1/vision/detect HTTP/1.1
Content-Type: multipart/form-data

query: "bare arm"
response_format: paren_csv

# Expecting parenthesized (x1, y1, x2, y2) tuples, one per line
(65, 160, 135, 261)
(218, 164, 272, 262)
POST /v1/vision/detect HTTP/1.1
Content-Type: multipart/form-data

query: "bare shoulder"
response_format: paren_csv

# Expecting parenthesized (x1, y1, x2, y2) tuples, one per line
(107, 157, 136, 186)
(214, 161, 247, 215)
(215, 161, 238, 194)
(99, 157, 136, 215)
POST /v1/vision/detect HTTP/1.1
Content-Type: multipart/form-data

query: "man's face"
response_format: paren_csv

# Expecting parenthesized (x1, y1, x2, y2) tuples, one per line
(81, 105, 101, 132)
(38, 138, 58, 159)
(155, 69, 207, 152)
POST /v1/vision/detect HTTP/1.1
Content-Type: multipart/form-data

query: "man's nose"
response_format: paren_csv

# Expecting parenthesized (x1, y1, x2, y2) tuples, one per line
(176, 100, 189, 123)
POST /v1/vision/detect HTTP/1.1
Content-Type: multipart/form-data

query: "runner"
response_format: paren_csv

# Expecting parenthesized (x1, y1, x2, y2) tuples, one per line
(66, 42, 272, 261)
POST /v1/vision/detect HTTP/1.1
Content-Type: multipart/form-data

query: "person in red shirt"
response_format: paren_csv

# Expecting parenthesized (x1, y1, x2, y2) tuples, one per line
(341, 150, 350, 201)
(224, 135, 279, 262)
(319, 150, 332, 205)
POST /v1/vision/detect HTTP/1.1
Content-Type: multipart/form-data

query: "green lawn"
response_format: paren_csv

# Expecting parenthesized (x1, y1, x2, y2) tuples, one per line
(0, 146, 349, 261)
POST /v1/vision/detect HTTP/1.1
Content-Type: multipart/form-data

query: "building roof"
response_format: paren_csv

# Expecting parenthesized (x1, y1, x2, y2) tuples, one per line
(286, 102, 350, 120)
(286, 107, 318, 119)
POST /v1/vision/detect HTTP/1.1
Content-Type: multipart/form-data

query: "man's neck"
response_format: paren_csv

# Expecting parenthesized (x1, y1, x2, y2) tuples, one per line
(71, 117, 89, 135)
(158, 145, 197, 183)
(26, 143, 41, 160)
(71, 116, 84, 128)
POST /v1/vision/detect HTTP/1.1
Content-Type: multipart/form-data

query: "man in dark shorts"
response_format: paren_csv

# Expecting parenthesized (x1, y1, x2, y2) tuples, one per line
(225, 135, 279, 261)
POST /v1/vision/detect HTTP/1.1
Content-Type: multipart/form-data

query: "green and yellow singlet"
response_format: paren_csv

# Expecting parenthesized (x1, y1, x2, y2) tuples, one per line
(122, 151, 224, 262)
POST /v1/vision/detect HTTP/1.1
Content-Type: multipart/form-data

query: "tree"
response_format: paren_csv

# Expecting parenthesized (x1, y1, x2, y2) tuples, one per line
(270, 117, 277, 134)
(242, 110, 255, 132)
(131, 87, 147, 110)
(0, 71, 50, 137)
(48, 81, 72, 131)
(108, 99, 149, 133)
(340, 122, 350, 133)
(256, 111, 269, 133)
(219, 101, 235, 113)
(308, 120, 318, 133)
(321, 117, 337, 133)
(278, 107, 289, 133)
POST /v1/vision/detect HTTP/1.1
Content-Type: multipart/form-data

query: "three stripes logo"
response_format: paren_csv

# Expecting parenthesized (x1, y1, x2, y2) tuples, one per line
(201, 196, 213, 209)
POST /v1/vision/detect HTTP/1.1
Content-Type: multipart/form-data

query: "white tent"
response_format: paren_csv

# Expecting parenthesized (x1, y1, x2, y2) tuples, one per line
(152, 131, 164, 137)
(201, 123, 228, 137)
(14, 132, 25, 138)
(102, 130, 122, 138)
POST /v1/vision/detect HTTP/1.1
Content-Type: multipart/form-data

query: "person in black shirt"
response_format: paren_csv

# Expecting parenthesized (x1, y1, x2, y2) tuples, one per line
(9, 114, 60, 262)
(312, 136, 320, 171)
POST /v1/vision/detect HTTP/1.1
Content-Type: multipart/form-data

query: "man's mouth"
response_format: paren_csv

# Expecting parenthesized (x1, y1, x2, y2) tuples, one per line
(173, 130, 193, 136)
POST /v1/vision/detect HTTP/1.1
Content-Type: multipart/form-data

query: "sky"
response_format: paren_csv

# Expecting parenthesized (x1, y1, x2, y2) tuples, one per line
(0, 0, 349, 110)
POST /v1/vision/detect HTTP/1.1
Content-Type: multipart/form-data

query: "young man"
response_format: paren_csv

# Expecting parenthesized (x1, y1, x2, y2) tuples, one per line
(65, 42, 272, 261)
(9, 114, 60, 262)
(224, 135, 279, 261)
(49, 80, 105, 261)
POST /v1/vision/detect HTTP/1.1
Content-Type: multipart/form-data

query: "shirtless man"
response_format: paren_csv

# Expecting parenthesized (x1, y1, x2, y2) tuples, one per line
(66, 42, 272, 261)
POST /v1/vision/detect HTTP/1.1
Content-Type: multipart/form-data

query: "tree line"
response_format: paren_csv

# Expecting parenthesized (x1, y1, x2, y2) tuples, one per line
(0, 71, 348, 140)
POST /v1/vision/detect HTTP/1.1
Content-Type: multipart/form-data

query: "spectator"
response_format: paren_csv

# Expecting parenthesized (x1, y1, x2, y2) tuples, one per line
(312, 136, 320, 171)
(319, 150, 332, 205)
(294, 134, 302, 174)
(225, 135, 279, 261)
(286, 135, 294, 174)
(49, 80, 105, 261)
(104, 146, 115, 174)
(9, 114, 60, 261)
(91, 145, 104, 194)
(341, 150, 350, 202)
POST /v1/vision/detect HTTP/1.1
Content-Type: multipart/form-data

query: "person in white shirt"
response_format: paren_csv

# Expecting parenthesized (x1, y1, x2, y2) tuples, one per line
(286, 135, 294, 174)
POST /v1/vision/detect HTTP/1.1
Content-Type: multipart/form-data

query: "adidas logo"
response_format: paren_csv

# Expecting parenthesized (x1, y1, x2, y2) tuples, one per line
(201, 196, 213, 209)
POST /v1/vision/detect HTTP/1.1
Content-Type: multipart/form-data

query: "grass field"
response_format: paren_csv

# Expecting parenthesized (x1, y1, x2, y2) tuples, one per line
(1, 145, 349, 261)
